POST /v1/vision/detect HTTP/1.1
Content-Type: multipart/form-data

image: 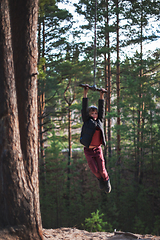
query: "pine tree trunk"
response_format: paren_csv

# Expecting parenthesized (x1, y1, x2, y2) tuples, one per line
(38, 18, 41, 62)
(38, 17, 46, 183)
(64, 77, 75, 198)
(136, 0, 144, 183)
(38, 92, 46, 183)
(0, 0, 43, 239)
(104, 0, 112, 161)
(139, 3, 144, 184)
(116, 0, 121, 165)
(68, 107, 72, 185)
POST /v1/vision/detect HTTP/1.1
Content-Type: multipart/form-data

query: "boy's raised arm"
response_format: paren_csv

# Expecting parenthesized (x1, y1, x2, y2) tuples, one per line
(82, 85, 89, 122)
(100, 88, 105, 100)
(83, 85, 89, 98)
(98, 88, 105, 121)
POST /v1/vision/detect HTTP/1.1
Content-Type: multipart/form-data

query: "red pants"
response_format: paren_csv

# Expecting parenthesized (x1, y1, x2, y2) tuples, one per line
(84, 146, 109, 181)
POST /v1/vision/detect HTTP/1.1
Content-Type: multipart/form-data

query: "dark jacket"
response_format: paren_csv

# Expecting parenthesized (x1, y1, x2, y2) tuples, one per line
(80, 97, 106, 148)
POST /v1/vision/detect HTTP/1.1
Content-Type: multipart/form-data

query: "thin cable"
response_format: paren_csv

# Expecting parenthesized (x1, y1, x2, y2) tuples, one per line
(93, 0, 97, 87)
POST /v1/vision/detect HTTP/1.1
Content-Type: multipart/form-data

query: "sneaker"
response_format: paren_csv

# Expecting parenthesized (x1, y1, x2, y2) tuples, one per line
(98, 177, 105, 190)
(104, 179, 111, 193)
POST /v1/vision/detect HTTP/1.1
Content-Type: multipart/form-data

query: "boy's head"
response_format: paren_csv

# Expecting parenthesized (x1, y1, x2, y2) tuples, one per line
(88, 105, 98, 120)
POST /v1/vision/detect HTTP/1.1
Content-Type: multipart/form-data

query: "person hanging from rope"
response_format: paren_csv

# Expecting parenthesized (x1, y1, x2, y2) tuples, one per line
(80, 85, 111, 193)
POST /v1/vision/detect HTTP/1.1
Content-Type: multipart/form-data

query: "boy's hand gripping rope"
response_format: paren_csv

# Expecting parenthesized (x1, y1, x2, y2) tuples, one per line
(79, 83, 107, 93)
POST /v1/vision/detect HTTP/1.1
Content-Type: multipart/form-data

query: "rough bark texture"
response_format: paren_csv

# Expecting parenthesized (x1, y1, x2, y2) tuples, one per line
(0, 0, 43, 239)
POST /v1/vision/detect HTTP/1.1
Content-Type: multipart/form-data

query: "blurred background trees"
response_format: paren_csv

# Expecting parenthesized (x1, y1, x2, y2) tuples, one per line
(38, 0, 160, 235)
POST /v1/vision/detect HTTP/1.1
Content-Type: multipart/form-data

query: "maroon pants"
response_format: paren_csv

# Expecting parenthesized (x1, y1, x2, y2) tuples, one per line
(84, 146, 109, 181)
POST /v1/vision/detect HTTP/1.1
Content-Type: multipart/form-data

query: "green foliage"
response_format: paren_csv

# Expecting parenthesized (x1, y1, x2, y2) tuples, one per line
(153, 216, 160, 236)
(38, 0, 160, 236)
(134, 216, 146, 234)
(82, 210, 112, 232)
(38, 57, 46, 91)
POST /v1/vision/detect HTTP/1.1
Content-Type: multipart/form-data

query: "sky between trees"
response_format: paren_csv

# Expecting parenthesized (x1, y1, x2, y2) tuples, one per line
(58, 0, 160, 60)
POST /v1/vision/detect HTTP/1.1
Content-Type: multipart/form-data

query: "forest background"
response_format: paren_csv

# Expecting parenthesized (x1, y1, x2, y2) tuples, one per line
(38, 0, 160, 236)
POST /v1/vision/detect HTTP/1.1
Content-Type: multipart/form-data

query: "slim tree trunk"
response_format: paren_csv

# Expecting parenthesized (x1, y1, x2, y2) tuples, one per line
(116, 0, 121, 165)
(68, 107, 72, 184)
(104, 0, 112, 161)
(38, 92, 46, 182)
(140, 0, 144, 184)
(136, 0, 143, 183)
(0, 0, 43, 239)
(38, 17, 41, 62)
(64, 77, 75, 193)
(38, 17, 46, 183)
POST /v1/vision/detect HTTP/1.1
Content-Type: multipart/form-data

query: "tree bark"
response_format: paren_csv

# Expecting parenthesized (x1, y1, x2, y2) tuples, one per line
(0, 0, 43, 239)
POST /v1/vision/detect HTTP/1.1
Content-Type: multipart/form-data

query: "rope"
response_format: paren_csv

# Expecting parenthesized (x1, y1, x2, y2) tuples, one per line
(94, 0, 97, 87)
(79, 0, 107, 93)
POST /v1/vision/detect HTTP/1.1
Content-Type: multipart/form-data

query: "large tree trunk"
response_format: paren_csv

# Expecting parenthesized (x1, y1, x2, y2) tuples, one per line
(0, 0, 43, 239)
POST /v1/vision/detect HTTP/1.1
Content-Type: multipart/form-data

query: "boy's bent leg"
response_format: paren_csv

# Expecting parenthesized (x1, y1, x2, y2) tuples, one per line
(95, 146, 109, 181)
(84, 147, 101, 179)
(94, 146, 111, 193)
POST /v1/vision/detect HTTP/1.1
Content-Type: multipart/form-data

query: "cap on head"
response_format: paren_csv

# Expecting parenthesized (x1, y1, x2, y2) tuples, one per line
(88, 105, 98, 113)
